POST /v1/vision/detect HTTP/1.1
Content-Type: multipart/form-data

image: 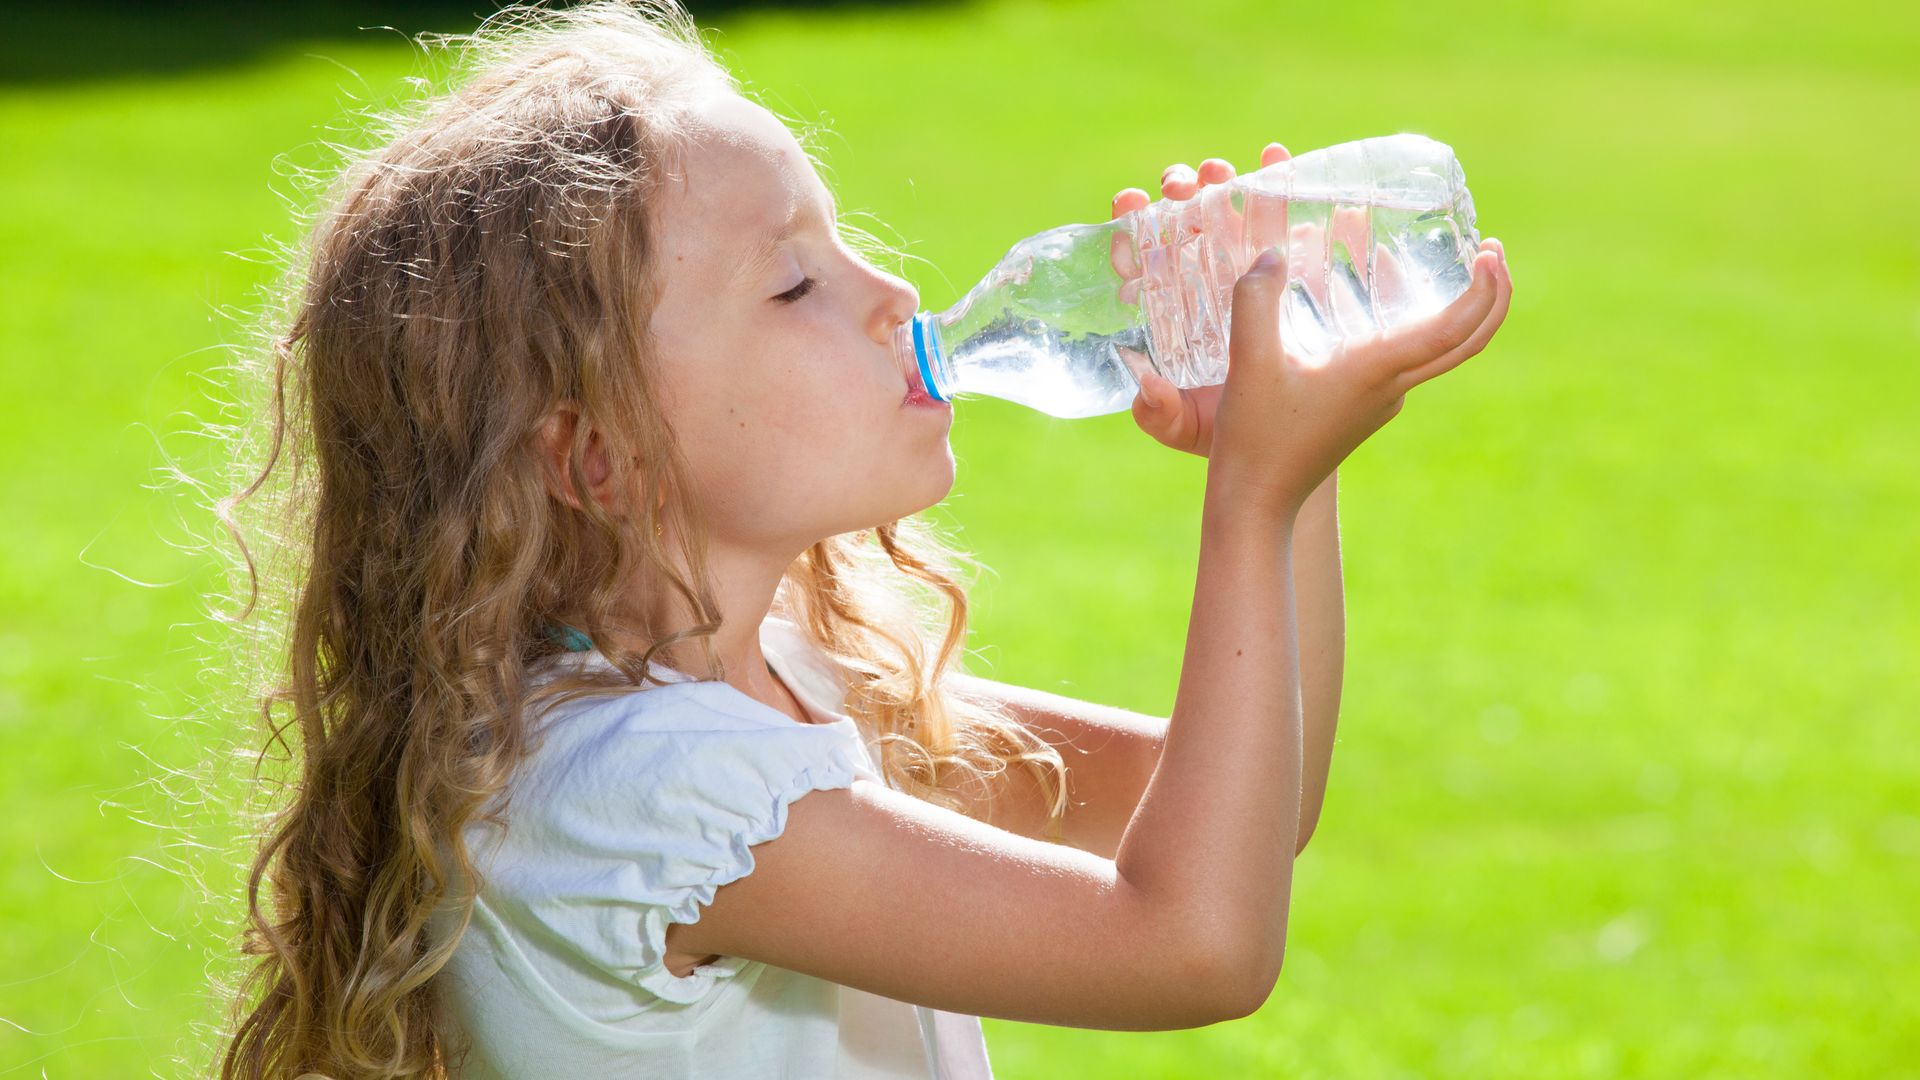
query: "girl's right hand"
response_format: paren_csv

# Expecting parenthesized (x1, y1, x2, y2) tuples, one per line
(1207, 237, 1512, 519)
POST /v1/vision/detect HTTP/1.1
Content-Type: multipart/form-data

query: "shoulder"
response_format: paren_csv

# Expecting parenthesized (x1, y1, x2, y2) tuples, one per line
(534, 676, 785, 738)
(466, 669, 884, 1006)
(525, 647, 797, 744)
(499, 677, 879, 832)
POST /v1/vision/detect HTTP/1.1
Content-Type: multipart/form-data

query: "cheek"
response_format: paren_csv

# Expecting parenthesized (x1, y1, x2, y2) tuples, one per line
(679, 318, 894, 456)
(770, 379, 877, 447)
(760, 331, 894, 424)
(712, 375, 862, 455)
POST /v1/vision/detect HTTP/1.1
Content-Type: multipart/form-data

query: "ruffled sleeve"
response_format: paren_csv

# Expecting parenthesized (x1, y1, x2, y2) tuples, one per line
(478, 679, 882, 1007)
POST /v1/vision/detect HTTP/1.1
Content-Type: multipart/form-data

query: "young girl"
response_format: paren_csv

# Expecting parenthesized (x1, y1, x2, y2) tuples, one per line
(212, 1, 1512, 1076)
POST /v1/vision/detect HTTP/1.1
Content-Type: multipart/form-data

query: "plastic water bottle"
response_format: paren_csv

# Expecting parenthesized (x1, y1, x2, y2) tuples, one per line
(892, 133, 1481, 418)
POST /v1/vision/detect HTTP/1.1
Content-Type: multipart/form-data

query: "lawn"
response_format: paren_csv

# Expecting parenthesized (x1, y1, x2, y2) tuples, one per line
(1, 1, 1914, 1076)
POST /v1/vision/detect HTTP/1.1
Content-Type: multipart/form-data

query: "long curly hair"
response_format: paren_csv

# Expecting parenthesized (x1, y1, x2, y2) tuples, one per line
(204, 2, 1068, 1076)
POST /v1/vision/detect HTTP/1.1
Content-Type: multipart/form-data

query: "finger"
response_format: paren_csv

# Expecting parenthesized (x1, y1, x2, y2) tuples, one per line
(1245, 196, 1288, 271)
(1360, 245, 1498, 384)
(1395, 241, 1512, 388)
(1485, 236, 1511, 286)
(1131, 368, 1175, 433)
(1332, 205, 1371, 276)
(1163, 162, 1198, 200)
(1110, 187, 1151, 285)
(1372, 239, 1411, 307)
(1374, 246, 1502, 388)
(1326, 204, 1375, 335)
(1134, 367, 1172, 412)
(1131, 369, 1211, 457)
(1244, 141, 1293, 258)
(1198, 157, 1235, 186)
(1204, 158, 1243, 335)
(1289, 219, 1332, 313)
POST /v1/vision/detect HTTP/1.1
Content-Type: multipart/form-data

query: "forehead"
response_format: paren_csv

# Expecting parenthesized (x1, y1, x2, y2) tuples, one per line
(654, 92, 814, 275)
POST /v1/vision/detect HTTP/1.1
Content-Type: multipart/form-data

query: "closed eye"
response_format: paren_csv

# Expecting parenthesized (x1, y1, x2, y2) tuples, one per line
(774, 275, 819, 304)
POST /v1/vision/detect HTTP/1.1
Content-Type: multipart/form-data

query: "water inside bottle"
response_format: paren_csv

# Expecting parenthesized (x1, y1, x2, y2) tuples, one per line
(1267, 198, 1475, 365)
(924, 193, 1476, 420)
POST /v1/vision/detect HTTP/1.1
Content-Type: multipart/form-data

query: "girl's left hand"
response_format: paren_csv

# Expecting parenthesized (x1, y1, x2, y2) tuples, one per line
(1112, 145, 1291, 458)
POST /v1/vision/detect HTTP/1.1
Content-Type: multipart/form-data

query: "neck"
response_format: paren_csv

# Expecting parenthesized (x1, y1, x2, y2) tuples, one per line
(617, 530, 807, 715)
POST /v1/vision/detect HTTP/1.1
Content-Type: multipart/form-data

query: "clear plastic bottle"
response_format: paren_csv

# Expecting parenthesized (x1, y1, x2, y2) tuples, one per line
(892, 133, 1481, 418)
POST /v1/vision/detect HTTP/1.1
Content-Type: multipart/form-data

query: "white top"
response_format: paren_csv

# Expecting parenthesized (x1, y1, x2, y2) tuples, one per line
(427, 614, 995, 1079)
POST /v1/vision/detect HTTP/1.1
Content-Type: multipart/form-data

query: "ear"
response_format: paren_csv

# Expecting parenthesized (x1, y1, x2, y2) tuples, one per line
(535, 402, 628, 517)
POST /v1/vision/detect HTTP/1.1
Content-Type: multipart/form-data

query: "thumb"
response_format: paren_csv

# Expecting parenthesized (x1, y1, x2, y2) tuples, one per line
(1130, 368, 1195, 451)
(1135, 368, 1169, 411)
(1226, 247, 1286, 383)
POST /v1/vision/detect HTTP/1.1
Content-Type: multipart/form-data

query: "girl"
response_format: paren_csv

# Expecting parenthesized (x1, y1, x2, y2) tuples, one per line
(212, 1, 1512, 1077)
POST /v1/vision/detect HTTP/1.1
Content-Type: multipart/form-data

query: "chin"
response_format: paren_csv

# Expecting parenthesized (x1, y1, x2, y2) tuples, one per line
(870, 456, 956, 527)
(920, 443, 957, 505)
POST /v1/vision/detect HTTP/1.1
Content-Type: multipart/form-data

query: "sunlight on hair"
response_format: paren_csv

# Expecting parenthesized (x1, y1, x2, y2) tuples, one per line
(140, 2, 1068, 1077)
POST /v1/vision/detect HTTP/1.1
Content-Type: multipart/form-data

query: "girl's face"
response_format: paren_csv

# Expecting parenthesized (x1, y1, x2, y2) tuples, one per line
(646, 89, 952, 555)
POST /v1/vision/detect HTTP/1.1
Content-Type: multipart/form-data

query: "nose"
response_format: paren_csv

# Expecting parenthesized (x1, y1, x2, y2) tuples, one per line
(866, 267, 920, 387)
(866, 267, 919, 345)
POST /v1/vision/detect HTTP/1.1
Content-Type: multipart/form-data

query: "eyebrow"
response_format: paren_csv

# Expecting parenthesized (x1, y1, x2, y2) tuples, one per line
(730, 187, 838, 290)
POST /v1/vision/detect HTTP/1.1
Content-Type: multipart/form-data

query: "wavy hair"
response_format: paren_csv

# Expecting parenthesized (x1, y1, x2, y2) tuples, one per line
(205, 2, 1068, 1076)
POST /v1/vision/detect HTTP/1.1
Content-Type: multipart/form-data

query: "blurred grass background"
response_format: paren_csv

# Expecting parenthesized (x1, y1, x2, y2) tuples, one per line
(2, 0, 1915, 1076)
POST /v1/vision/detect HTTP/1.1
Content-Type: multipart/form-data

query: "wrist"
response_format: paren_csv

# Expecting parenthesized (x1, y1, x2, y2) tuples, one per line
(1204, 458, 1337, 522)
(1202, 465, 1306, 531)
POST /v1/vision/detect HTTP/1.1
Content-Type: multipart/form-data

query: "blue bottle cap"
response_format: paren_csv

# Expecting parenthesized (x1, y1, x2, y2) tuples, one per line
(911, 313, 948, 402)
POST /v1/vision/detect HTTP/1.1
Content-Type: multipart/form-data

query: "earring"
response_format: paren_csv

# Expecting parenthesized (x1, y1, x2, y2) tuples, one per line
(541, 621, 594, 653)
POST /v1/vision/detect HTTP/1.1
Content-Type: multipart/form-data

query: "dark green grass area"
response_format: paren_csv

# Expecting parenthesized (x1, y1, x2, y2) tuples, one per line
(1, 1, 1914, 1076)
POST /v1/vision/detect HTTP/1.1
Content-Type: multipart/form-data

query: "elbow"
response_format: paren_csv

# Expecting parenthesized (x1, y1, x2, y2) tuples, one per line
(1195, 876, 1298, 1021)
(1135, 927, 1273, 1027)
(1214, 949, 1282, 1022)
(1196, 918, 1285, 1023)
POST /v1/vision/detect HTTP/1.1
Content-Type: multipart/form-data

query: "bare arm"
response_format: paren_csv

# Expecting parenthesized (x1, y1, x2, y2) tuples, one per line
(1114, 476, 1303, 997)
(944, 670, 1167, 860)
(1293, 470, 1345, 850)
(673, 473, 1304, 1025)
(666, 237, 1504, 1028)
(945, 468, 1344, 861)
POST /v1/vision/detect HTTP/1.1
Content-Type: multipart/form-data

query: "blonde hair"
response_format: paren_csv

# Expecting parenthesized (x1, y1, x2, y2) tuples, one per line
(203, 2, 1067, 1075)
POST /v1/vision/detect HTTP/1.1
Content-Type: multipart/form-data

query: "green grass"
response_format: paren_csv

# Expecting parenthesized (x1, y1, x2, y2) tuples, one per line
(2, 0, 1915, 1076)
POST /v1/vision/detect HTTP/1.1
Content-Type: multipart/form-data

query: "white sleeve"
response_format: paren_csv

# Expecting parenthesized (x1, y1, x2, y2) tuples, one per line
(481, 681, 880, 1006)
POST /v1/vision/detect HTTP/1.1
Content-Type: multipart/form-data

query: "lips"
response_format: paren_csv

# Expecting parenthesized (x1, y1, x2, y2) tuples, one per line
(896, 348, 938, 407)
(892, 321, 932, 404)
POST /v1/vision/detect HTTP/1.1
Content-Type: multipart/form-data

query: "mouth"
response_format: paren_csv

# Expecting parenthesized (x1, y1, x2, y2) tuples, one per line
(893, 321, 947, 409)
(898, 355, 947, 409)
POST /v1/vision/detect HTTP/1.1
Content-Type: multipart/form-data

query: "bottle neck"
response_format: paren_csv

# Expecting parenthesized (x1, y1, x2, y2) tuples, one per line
(896, 312, 950, 402)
